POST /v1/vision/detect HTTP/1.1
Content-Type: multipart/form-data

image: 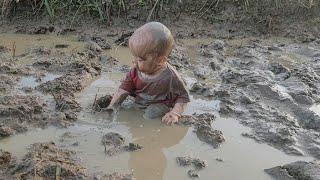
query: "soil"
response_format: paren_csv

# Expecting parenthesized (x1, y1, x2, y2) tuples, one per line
(101, 132, 143, 156)
(3, 142, 87, 179)
(93, 95, 112, 111)
(0, 2, 320, 178)
(0, 95, 50, 137)
(265, 161, 320, 180)
(93, 172, 134, 180)
(176, 156, 208, 178)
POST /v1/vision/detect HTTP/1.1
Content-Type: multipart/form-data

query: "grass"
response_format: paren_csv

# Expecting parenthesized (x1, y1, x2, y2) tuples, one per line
(0, 0, 318, 23)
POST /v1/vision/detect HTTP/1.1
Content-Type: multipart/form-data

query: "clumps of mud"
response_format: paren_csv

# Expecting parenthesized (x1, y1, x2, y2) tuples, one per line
(178, 114, 225, 148)
(0, 149, 12, 166)
(37, 63, 100, 95)
(93, 95, 112, 111)
(176, 156, 208, 178)
(78, 33, 111, 50)
(94, 172, 134, 180)
(0, 95, 51, 138)
(101, 132, 143, 156)
(36, 61, 101, 122)
(169, 45, 190, 70)
(190, 82, 214, 97)
(115, 31, 133, 47)
(195, 123, 225, 149)
(0, 75, 19, 93)
(5, 142, 87, 179)
(187, 38, 320, 160)
(265, 161, 320, 180)
(15, 25, 55, 35)
(15, 25, 75, 35)
(0, 62, 32, 75)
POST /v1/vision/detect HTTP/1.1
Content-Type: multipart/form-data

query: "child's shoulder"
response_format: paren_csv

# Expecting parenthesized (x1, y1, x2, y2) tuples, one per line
(166, 63, 183, 78)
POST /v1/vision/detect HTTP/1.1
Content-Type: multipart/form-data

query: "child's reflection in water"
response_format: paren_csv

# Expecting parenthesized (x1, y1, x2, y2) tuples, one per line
(117, 109, 188, 180)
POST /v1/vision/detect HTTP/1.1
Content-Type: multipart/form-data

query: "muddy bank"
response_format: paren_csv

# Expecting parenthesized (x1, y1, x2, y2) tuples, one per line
(186, 38, 320, 160)
(265, 161, 320, 180)
(0, 95, 50, 137)
(0, 24, 320, 179)
(0, 142, 87, 179)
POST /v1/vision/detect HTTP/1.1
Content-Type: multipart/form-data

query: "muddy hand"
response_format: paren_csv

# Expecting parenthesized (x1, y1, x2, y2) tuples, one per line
(161, 112, 179, 125)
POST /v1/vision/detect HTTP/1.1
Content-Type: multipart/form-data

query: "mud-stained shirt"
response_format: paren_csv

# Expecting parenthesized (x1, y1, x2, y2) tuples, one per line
(119, 63, 190, 107)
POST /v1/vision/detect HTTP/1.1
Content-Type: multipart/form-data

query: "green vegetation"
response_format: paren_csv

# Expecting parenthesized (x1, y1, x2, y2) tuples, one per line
(0, 0, 318, 22)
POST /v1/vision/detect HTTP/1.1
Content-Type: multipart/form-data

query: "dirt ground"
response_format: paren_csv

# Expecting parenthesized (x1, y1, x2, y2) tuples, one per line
(1, 2, 320, 179)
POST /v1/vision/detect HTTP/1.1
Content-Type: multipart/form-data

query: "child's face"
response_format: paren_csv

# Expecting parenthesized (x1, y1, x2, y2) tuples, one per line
(131, 52, 162, 74)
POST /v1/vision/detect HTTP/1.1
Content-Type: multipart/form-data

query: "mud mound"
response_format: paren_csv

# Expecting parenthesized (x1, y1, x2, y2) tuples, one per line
(78, 34, 111, 50)
(0, 75, 18, 93)
(101, 132, 143, 156)
(7, 142, 87, 180)
(101, 132, 125, 147)
(265, 161, 320, 180)
(114, 31, 133, 47)
(178, 114, 225, 148)
(190, 82, 214, 97)
(0, 149, 12, 166)
(0, 62, 32, 75)
(195, 123, 225, 149)
(0, 95, 49, 138)
(93, 95, 112, 111)
(176, 156, 208, 178)
(37, 72, 93, 94)
(191, 39, 320, 159)
(37, 64, 100, 122)
(94, 172, 134, 180)
(169, 46, 190, 70)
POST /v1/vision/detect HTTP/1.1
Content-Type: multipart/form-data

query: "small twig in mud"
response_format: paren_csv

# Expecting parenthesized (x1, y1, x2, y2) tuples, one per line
(92, 88, 100, 109)
(12, 41, 16, 58)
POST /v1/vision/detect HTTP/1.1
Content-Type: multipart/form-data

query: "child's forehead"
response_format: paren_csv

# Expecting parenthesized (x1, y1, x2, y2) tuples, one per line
(129, 33, 158, 57)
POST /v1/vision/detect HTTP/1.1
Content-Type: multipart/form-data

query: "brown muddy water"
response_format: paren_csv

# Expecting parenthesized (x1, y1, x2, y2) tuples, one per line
(0, 34, 316, 180)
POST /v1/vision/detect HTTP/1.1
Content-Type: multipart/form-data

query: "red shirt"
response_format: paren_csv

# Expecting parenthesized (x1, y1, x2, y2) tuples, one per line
(119, 64, 190, 107)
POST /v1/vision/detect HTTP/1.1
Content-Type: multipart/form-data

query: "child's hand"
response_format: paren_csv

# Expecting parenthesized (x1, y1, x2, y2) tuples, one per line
(162, 111, 180, 125)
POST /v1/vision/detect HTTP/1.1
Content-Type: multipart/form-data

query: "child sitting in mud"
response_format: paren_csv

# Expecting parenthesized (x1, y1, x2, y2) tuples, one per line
(107, 22, 190, 125)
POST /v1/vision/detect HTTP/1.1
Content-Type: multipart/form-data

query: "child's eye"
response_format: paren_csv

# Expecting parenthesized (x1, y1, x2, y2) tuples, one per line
(138, 57, 146, 62)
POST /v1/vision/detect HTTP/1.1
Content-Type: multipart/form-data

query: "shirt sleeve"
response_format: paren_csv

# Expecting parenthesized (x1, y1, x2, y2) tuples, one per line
(119, 69, 135, 94)
(172, 75, 190, 104)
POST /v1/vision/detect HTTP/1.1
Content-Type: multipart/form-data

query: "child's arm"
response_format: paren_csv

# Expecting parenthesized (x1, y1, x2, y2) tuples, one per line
(107, 88, 129, 110)
(162, 102, 188, 125)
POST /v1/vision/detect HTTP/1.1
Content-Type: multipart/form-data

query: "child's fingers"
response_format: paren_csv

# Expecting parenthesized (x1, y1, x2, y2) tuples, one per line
(161, 114, 169, 122)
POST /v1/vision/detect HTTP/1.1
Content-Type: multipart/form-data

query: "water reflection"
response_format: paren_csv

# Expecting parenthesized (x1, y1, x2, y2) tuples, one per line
(117, 109, 188, 180)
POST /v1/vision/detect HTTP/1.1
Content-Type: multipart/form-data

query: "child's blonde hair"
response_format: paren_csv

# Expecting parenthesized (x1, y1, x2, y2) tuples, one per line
(129, 22, 174, 58)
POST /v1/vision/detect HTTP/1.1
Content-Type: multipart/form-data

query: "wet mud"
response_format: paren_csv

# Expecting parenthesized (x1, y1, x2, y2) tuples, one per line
(176, 156, 208, 178)
(265, 160, 320, 180)
(0, 23, 319, 179)
(101, 132, 143, 156)
(2, 142, 87, 180)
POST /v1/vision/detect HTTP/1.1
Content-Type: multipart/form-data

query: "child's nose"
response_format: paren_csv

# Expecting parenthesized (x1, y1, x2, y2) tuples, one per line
(132, 59, 137, 66)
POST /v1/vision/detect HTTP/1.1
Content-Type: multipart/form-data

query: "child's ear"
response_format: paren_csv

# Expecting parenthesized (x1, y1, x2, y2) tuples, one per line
(158, 56, 167, 64)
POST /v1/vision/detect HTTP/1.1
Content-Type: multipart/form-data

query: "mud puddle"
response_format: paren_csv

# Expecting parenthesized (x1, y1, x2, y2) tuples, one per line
(0, 70, 314, 180)
(0, 33, 85, 56)
(0, 34, 319, 179)
(16, 73, 61, 89)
